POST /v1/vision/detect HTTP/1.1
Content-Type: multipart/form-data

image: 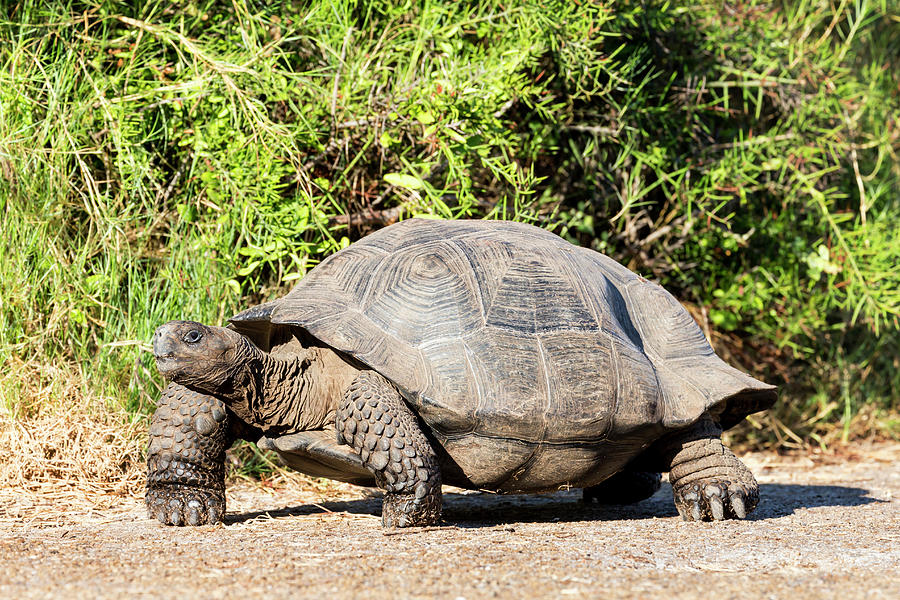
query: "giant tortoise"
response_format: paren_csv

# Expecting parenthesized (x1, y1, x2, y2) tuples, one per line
(148, 218, 776, 527)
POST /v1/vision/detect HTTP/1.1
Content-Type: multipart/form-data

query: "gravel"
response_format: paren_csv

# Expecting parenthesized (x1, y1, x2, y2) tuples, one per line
(1, 443, 897, 599)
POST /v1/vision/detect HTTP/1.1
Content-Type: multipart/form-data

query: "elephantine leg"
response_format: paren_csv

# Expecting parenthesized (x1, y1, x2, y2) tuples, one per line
(663, 419, 759, 521)
(335, 371, 442, 528)
(146, 383, 252, 526)
(583, 470, 662, 505)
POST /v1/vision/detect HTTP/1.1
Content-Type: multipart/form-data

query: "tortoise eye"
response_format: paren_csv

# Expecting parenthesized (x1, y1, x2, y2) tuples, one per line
(183, 329, 203, 344)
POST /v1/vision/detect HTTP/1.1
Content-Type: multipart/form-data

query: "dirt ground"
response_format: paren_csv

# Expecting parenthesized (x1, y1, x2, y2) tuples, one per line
(1, 443, 897, 600)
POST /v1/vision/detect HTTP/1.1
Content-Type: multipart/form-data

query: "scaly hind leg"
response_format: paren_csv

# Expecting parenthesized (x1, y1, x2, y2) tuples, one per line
(146, 383, 256, 526)
(662, 419, 760, 521)
(335, 371, 442, 528)
(583, 470, 662, 505)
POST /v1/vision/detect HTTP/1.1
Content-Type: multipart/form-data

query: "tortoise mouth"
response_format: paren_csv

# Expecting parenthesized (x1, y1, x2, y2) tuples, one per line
(154, 354, 183, 376)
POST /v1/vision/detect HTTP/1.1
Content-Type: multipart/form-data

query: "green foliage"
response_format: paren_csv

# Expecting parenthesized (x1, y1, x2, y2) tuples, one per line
(1, 0, 898, 445)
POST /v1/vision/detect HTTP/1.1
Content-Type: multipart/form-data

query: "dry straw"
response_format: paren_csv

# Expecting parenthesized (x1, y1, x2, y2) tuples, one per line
(0, 358, 347, 526)
(0, 358, 146, 525)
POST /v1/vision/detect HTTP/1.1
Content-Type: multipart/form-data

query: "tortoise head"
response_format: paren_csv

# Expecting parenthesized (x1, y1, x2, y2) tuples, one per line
(152, 320, 256, 395)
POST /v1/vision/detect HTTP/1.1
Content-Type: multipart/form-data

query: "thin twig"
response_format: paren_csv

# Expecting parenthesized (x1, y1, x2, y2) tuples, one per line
(843, 112, 868, 227)
(296, 140, 343, 176)
(704, 133, 797, 152)
(331, 27, 354, 126)
(331, 205, 405, 227)
(138, 94, 211, 112)
(567, 124, 619, 136)
(382, 525, 456, 536)
(157, 154, 190, 205)
(336, 118, 377, 129)
(492, 98, 516, 119)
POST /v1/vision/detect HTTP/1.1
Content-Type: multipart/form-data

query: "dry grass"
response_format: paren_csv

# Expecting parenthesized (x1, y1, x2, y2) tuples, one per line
(0, 358, 351, 525)
(0, 358, 146, 524)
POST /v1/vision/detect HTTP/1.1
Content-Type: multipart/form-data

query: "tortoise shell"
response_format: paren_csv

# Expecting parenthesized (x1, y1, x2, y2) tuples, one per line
(233, 219, 775, 492)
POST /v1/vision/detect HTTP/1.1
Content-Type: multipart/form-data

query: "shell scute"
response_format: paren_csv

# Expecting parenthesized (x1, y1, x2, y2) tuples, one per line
(462, 329, 546, 442)
(483, 252, 600, 334)
(360, 241, 484, 347)
(538, 331, 616, 443)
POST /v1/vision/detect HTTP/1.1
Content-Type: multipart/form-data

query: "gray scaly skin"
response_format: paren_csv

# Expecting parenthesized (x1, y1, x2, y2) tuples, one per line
(146, 383, 230, 526)
(335, 371, 442, 527)
(581, 419, 758, 520)
(146, 382, 264, 526)
(659, 419, 759, 521)
(151, 320, 443, 527)
(153, 322, 345, 436)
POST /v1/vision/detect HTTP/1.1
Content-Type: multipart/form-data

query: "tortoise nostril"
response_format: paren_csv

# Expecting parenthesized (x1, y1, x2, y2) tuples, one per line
(151, 328, 166, 353)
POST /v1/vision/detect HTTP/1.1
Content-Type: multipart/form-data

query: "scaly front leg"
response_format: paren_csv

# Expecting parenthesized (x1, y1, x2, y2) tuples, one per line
(146, 383, 247, 526)
(335, 371, 442, 528)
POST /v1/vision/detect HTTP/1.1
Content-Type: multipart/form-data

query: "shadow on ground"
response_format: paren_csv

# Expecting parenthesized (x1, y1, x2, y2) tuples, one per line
(224, 483, 883, 526)
(753, 483, 886, 519)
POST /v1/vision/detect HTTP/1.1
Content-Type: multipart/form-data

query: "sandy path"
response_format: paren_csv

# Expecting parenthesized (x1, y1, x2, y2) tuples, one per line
(1, 444, 897, 599)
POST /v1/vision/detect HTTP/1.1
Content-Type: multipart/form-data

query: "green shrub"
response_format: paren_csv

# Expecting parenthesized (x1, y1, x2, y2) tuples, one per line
(1, 0, 897, 445)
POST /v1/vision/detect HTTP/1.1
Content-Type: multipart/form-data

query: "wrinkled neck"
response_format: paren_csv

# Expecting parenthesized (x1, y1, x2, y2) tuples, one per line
(224, 339, 336, 435)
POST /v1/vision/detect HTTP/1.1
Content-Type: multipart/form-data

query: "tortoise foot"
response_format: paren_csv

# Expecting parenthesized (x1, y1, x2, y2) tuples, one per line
(672, 479, 758, 521)
(664, 419, 761, 522)
(146, 484, 224, 526)
(382, 491, 442, 528)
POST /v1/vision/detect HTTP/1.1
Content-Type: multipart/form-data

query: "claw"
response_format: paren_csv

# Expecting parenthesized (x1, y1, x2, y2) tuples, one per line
(731, 495, 747, 519)
(208, 503, 222, 524)
(709, 494, 725, 521)
(690, 502, 702, 521)
(683, 491, 701, 521)
(147, 486, 225, 526)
